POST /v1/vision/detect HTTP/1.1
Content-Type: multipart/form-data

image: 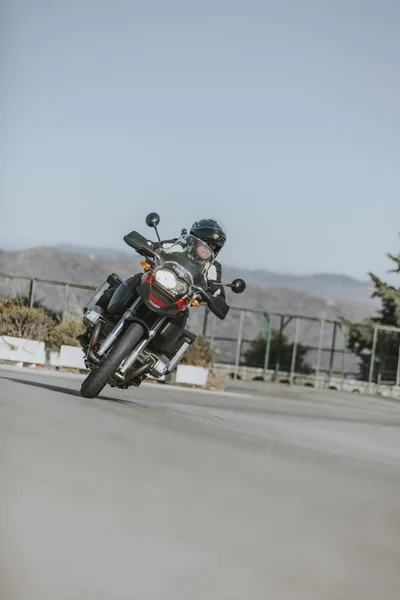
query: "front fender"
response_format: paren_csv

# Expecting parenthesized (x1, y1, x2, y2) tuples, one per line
(107, 274, 142, 316)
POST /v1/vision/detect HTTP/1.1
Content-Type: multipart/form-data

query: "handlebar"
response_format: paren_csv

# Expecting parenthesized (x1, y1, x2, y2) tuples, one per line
(193, 286, 229, 320)
(125, 231, 230, 320)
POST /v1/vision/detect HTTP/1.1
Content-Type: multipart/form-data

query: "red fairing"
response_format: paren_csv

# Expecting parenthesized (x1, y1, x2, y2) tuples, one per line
(175, 298, 190, 312)
(142, 272, 166, 307)
(142, 272, 153, 284)
(144, 270, 190, 311)
(149, 294, 189, 311)
(149, 293, 167, 308)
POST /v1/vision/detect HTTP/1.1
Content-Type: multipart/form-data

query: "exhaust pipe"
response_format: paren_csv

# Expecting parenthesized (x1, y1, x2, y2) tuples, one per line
(87, 320, 103, 364)
(123, 359, 153, 384)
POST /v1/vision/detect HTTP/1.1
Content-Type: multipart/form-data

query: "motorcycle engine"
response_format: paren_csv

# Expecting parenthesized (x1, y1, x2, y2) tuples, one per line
(83, 305, 104, 327)
(143, 351, 170, 378)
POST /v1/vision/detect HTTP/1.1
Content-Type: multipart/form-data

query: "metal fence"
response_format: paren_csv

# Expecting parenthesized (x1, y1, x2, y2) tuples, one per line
(200, 307, 400, 386)
(198, 306, 350, 376)
(1, 272, 400, 386)
(0, 273, 96, 321)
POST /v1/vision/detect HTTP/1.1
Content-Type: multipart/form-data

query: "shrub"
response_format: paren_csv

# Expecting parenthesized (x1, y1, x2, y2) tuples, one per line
(0, 298, 56, 341)
(0, 298, 24, 311)
(181, 335, 214, 368)
(0, 296, 62, 322)
(48, 320, 85, 351)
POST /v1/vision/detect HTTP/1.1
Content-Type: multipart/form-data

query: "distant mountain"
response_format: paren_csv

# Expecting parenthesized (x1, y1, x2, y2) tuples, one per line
(56, 243, 135, 262)
(0, 246, 377, 326)
(0, 245, 378, 373)
(55, 242, 375, 306)
(222, 267, 375, 305)
(0, 246, 141, 290)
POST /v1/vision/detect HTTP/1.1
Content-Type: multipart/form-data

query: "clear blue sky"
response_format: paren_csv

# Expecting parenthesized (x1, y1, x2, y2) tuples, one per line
(1, 0, 399, 281)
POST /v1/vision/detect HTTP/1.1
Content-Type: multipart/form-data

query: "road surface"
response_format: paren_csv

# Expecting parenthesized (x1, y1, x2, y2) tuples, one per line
(1, 368, 400, 599)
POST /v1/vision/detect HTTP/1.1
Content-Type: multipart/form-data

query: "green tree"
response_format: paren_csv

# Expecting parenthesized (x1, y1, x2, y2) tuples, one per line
(349, 244, 400, 382)
(243, 329, 311, 374)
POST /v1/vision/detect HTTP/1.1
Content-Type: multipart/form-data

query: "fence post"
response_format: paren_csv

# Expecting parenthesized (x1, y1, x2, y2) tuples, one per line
(264, 314, 273, 375)
(210, 314, 217, 345)
(314, 318, 325, 388)
(275, 315, 284, 374)
(62, 283, 70, 323)
(202, 306, 209, 336)
(340, 325, 349, 390)
(234, 310, 245, 381)
(328, 322, 337, 380)
(368, 326, 378, 393)
(28, 279, 36, 308)
(289, 318, 300, 385)
(378, 343, 384, 385)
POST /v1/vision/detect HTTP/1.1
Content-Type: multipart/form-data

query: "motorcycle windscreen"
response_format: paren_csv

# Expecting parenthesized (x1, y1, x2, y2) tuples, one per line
(155, 234, 214, 289)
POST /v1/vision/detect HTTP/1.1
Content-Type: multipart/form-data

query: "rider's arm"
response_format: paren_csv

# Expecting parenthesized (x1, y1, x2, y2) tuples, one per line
(207, 261, 226, 299)
(151, 238, 177, 250)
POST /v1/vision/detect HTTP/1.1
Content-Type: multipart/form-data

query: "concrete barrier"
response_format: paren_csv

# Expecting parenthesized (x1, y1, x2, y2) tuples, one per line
(50, 346, 87, 370)
(59, 346, 86, 370)
(0, 336, 46, 366)
(49, 351, 60, 367)
(175, 365, 209, 386)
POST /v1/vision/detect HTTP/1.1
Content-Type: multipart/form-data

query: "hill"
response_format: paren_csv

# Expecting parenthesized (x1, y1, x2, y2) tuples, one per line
(0, 246, 378, 372)
(55, 243, 375, 305)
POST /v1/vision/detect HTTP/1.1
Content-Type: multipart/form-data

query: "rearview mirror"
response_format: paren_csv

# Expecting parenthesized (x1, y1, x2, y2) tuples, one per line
(230, 278, 246, 294)
(145, 212, 160, 228)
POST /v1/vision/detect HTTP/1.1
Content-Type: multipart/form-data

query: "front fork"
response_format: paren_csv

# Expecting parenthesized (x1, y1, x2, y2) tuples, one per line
(95, 298, 142, 359)
(87, 297, 167, 377)
(86, 298, 142, 365)
(116, 314, 166, 377)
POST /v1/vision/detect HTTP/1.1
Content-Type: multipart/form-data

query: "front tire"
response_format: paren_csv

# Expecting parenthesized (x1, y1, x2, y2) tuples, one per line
(80, 323, 144, 398)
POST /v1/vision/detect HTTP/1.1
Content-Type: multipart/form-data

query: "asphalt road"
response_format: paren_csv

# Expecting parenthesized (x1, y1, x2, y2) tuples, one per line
(1, 368, 400, 600)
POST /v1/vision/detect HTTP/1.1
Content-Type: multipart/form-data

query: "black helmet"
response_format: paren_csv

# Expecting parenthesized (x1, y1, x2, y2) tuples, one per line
(190, 218, 227, 256)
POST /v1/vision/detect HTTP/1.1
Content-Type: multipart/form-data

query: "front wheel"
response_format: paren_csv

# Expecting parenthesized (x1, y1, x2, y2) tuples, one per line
(80, 323, 144, 398)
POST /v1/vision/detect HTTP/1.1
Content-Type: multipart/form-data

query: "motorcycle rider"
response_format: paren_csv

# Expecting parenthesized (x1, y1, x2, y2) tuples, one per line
(78, 219, 227, 357)
(151, 218, 227, 300)
(145, 218, 227, 359)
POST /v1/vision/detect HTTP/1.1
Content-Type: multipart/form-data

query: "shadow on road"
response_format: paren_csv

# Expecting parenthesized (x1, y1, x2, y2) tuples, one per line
(0, 377, 132, 404)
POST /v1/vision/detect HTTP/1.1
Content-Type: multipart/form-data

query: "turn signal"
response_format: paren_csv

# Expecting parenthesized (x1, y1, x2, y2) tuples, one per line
(190, 297, 201, 307)
(140, 261, 151, 272)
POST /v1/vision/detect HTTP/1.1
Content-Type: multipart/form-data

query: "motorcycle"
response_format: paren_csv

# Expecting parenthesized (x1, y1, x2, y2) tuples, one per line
(78, 212, 246, 398)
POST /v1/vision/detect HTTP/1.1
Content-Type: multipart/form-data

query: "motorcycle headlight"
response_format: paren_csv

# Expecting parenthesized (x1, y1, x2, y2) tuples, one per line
(154, 269, 188, 295)
(155, 269, 177, 289)
(174, 280, 189, 295)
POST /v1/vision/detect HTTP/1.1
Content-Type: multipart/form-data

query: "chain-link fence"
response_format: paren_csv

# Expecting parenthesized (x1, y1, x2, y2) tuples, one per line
(0, 274, 95, 322)
(1, 273, 399, 386)
(195, 305, 400, 386)
(366, 325, 400, 386)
